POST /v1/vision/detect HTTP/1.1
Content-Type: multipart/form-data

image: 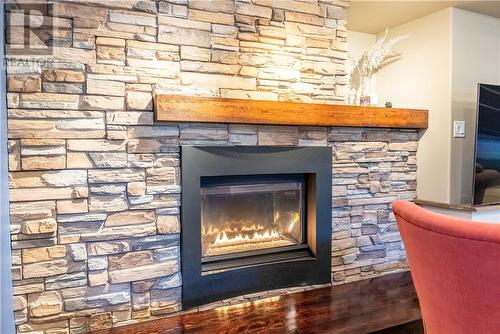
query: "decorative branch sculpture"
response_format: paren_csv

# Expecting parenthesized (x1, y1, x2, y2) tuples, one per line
(348, 29, 409, 105)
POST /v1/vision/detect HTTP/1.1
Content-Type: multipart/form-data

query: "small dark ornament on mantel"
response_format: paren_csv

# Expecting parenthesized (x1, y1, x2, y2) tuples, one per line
(385, 102, 393, 108)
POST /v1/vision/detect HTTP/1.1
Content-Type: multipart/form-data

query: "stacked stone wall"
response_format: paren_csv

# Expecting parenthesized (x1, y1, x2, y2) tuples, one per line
(6, 1, 417, 332)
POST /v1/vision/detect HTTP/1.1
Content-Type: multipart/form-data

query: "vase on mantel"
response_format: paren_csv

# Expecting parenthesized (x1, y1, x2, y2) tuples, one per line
(359, 76, 379, 107)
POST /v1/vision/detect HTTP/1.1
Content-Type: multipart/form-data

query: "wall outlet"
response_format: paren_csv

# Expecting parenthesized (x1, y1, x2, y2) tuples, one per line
(453, 121, 466, 138)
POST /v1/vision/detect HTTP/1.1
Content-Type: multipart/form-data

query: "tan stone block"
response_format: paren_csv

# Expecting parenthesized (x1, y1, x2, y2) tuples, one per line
(180, 60, 240, 75)
(220, 89, 278, 101)
(327, 5, 346, 19)
(8, 119, 55, 134)
(20, 93, 80, 109)
(12, 295, 27, 312)
(132, 308, 150, 319)
(285, 11, 324, 25)
(8, 140, 21, 171)
(9, 201, 55, 224)
(274, 0, 320, 14)
(189, 0, 234, 12)
(23, 259, 85, 279)
(87, 64, 137, 82)
(86, 79, 125, 96)
(87, 241, 131, 256)
(88, 169, 145, 183)
(51, 46, 96, 64)
(97, 45, 126, 65)
(106, 111, 154, 125)
(211, 36, 239, 51)
(20, 138, 66, 155)
(126, 83, 152, 92)
(211, 50, 238, 64)
(96, 37, 125, 47)
(57, 199, 88, 214)
(67, 152, 93, 168)
(89, 194, 128, 212)
(106, 210, 155, 227)
(128, 182, 146, 196)
(80, 95, 124, 110)
(70, 316, 89, 334)
(188, 9, 234, 25)
(88, 270, 108, 286)
(90, 312, 113, 331)
(9, 170, 87, 188)
(109, 11, 156, 27)
(180, 45, 210, 61)
(157, 215, 180, 234)
(235, 2, 272, 18)
(126, 91, 152, 110)
(150, 287, 180, 314)
(22, 246, 67, 264)
(306, 37, 330, 48)
(7, 93, 20, 108)
(28, 291, 62, 317)
(158, 16, 211, 31)
(42, 70, 85, 83)
(8, 75, 41, 93)
(158, 26, 211, 47)
(258, 68, 300, 82)
(67, 139, 126, 152)
(9, 186, 88, 202)
(21, 156, 66, 171)
(181, 72, 256, 90)
(21, 218, 57, 234)
(127, 40, 179, 52)
(108, 251, 153, 270)
(171, 3, 188, 17)
(12, 266, 22, 281)
(109, 261, 178, 283)
(239, 66, 259, 77)
(13, 280, 45, 296)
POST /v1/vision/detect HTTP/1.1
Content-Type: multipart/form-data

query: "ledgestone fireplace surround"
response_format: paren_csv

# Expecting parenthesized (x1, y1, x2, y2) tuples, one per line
(6, 0, 419, 332)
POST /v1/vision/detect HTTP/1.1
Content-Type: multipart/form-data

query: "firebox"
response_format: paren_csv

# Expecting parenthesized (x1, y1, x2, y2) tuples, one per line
(181, 146, 332, 309)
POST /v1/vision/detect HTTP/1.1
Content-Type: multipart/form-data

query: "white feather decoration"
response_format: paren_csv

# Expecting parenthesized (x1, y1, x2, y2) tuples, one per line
(348, 28, 409, 105)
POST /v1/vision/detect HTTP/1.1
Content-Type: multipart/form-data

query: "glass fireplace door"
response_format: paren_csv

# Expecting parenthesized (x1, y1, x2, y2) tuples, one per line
(201, 176, 305, 260)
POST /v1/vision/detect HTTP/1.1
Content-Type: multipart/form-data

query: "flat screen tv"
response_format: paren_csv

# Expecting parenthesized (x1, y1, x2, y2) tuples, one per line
(473, 84, 500, 206)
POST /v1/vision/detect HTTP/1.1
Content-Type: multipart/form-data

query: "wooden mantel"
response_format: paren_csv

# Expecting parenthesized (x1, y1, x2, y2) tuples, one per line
(154, 95, 429, 129)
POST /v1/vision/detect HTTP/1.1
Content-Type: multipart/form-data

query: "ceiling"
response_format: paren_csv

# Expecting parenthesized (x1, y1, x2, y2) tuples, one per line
(347, 1, 500, 34)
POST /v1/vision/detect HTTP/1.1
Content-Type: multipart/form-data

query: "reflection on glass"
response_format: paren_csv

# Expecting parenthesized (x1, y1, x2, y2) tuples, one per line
(474, 84, 500, 205)
(201, 182, 303, 257)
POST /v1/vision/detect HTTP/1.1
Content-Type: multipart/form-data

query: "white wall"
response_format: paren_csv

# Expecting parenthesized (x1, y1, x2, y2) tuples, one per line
(450, 8, 500, 204)
(347, 30, 376, 60)
(376, 9, 454, 203)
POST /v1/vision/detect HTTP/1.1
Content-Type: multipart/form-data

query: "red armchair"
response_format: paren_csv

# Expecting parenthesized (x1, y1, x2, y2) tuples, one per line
(393, 201, 500, 333)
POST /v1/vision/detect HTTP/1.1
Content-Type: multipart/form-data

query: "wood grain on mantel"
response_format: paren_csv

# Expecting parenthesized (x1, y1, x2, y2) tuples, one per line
(154, 95, 429, 129)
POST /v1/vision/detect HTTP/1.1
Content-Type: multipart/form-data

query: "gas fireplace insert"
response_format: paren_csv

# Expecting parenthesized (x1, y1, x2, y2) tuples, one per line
(181, 146, 332, 308)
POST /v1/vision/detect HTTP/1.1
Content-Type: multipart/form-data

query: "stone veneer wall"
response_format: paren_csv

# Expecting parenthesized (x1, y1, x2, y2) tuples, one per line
(5, 0, 417, 332)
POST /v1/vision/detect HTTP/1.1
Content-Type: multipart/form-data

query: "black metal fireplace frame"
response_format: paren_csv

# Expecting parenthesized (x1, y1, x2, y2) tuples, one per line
(181, 146, 332, 309)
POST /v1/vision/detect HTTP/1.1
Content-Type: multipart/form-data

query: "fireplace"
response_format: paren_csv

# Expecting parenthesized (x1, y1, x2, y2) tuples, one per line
(201, 175, 305, 258)
(181, 146, 332, 308)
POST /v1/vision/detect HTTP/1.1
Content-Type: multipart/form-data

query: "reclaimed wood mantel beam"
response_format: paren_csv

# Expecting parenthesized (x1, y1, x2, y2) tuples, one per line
(154, 95, 429, 129)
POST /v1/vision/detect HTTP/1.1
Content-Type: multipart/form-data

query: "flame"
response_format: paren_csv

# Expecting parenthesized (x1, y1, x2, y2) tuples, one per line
(213, 229, 281, 247)
(202, 211, 301, 256)
(288, 211, 300, 233)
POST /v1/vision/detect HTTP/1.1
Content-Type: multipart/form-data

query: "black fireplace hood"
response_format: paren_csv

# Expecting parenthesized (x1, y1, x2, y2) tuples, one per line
(181, 146, 332, 309)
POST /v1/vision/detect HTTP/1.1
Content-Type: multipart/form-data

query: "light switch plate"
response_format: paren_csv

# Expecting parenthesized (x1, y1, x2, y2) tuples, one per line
(453, 120, 466, 138)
